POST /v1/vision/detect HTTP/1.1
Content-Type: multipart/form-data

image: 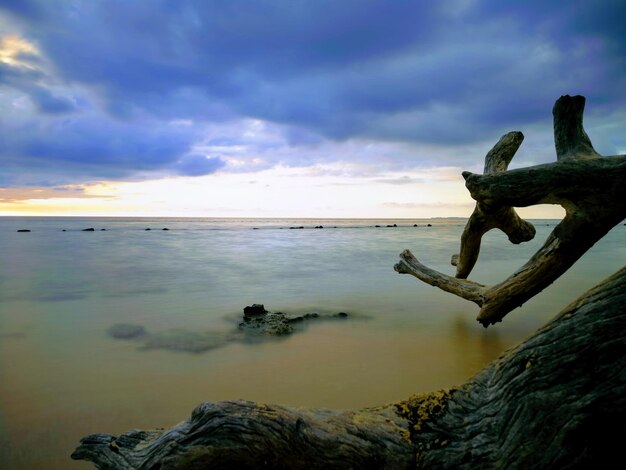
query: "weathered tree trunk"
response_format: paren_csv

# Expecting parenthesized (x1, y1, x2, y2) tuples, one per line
(72, 266, 626, 469)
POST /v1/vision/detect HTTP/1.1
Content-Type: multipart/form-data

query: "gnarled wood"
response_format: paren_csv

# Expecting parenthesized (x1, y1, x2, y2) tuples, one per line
(396, 249, 486, 305)
(73, 267, 626, 469)
(396, 95, 626, 326)
(452, 131, 536, 279)
(72, 401, 415, 469)
(553, 94, 601, 160)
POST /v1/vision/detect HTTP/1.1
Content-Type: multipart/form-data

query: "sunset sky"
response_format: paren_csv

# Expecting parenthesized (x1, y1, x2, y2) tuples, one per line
(1, 0, 624, 218)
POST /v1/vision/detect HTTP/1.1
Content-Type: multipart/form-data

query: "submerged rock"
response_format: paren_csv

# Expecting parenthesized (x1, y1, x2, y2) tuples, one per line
(106, 305, 352, 353)
(239, 305, 349, 338)
(142, 330, 232, 353)
(107, 323, 147, 339)
(241, 312, 294, 336)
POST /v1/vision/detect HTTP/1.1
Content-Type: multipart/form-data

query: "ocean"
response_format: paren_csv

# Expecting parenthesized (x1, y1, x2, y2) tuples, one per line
(0, 216, 624, 468)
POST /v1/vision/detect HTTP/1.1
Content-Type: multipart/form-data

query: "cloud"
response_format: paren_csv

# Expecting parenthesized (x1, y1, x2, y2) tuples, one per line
(0, 112, 209, 185)
(174, 155, 225, 176)
(0, 185, 112, 202)
(0, 0, 624, 187)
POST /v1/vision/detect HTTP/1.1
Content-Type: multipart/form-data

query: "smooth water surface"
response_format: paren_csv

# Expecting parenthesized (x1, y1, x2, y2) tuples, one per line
(0, 217, 624, 468)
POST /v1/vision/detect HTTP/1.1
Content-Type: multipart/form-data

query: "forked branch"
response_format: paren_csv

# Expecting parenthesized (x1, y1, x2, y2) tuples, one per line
(452, 131, 536, 279)
(396, 95, 626, 326)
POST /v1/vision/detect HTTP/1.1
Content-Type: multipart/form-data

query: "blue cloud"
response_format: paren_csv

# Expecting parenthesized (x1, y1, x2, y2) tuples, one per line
(0, 114, 205, 185)
(25, 85, 77, 113)
(174, 155, 225, 176)
(0, 0, 624, 185)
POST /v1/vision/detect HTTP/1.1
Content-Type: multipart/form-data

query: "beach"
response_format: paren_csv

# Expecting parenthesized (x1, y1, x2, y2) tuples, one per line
(0, 217, 624, 468)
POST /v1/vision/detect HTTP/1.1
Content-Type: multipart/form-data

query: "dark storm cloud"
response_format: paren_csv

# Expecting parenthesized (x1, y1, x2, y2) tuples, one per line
(0, 0, 624, 185)
(0, 115, 210, 185)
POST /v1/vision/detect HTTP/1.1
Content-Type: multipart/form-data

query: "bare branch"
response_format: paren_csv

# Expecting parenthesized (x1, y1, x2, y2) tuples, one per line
(553, 94, 601, 161)
(395, 250, 485, 305)
(478, 208, 625, 325)
(463, 156, 626, 210)
(397, 95, 626, 326)
(452, 132, 536, 279)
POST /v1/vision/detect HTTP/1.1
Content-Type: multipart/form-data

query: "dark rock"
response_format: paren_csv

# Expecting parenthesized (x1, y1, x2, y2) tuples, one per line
(17, 229, 30, 232)
(82, 228, 95, 231)
(243, 304, 268, 319)
(240, 308, 349, 337)
(62, 229, 66, 231)
(414, 224, 418, 227)
(427, 223, 432, 227)
(145, 228, 151, 231)
(315, 225, 324, 229)
(101, 229, 107, 231)
(107, 324, 147, 340)
(241, 313, 294, 336)
(375, 225, 381, 227)
(162, 228, 169, 231)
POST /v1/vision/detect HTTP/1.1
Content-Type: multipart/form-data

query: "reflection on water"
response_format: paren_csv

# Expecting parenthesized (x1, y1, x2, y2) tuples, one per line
(450, 316, 505, 376)
(0, 217, 624, 469)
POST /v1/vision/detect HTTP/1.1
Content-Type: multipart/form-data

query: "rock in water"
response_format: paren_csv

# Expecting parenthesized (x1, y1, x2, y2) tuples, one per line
(240, 312, 294, 336)
(106, 305, 351, 352)
(243, 304, 268, 319)
(239, 305, 349, 337)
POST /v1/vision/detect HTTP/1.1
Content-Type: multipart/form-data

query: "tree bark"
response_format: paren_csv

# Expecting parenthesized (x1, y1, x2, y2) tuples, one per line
(72, 267, 626, 469)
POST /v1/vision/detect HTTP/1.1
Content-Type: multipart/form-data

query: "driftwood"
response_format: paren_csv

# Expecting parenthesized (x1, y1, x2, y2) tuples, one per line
(73, 96, 625, 468)
(73, 266, 626, 469)
(396, 95, 626, 326)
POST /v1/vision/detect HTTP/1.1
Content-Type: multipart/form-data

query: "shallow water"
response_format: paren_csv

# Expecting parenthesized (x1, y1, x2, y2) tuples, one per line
(0, 217, 624, 468)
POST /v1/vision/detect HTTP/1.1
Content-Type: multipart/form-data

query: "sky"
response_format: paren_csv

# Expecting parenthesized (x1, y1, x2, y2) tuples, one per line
(0, 0, 624, 218)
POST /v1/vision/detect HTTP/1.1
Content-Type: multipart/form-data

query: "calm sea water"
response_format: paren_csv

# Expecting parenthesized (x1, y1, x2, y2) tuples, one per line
(0, 216, 624, 468)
